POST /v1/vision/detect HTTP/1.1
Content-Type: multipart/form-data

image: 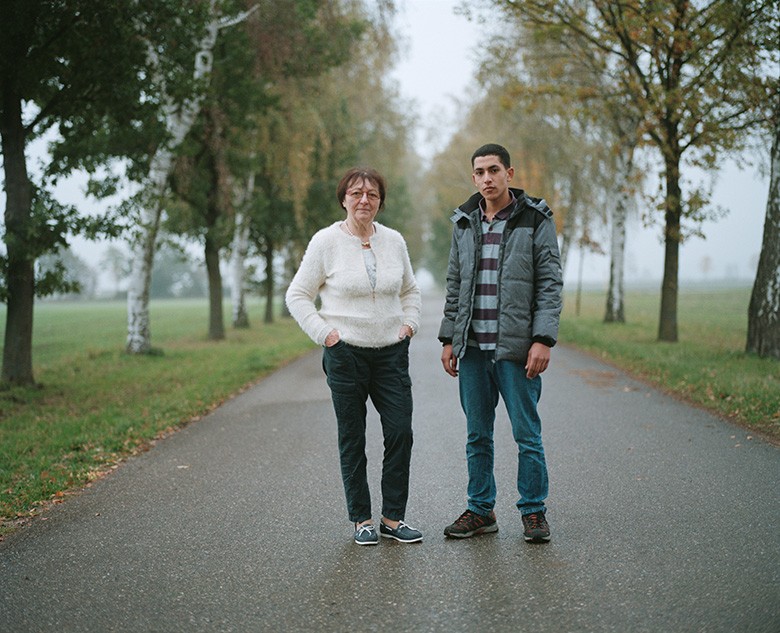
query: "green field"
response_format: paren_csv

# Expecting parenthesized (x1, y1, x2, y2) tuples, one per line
(1, 287, 778, 533)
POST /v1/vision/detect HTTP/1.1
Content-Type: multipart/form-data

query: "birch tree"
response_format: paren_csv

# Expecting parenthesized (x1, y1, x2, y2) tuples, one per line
(745, 3, 780, 358)
(215, 0, 413, 325)
(126, 0, 257, 353)
(747, 107, 780, 358)
(167, 0, 365, 329)
(604, 154, 630, 321)
(230, 171, 253, 328)
(464, 13, 638, 318)
(604, 131, 639, 322)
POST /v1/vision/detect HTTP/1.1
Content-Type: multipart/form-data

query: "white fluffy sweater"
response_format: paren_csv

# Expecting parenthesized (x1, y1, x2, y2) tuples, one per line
(285, 221, 421, 348)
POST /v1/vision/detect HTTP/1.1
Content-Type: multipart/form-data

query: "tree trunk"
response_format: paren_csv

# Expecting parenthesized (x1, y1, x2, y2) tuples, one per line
(604, 201, 626, 323)
(230, 174, 253, 329)
(746, 112, 780, 358)
(558, 222, 572, 278)
(280, 243, 303, 319)
(201, 101, 229, 341)
(575, 244, 584, 317)
(605, 145, 634, 323)
(263, 237, 274, 324)
(558, 172, 579, 278)
(230, 209, 250, 328)
(125, 208, 158, 354)
(658, 152, 682, 342)
(126, 5, 221, 353)
(126, 148, 171, 354)
(0, 91, 35, 385)
(205, 231, 225, 340)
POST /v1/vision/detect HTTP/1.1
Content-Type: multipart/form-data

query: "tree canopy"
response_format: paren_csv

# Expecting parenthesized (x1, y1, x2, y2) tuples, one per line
(2, 0, 777, 389)
(483, 0, 778, 341)
(0, 0, 210, 384)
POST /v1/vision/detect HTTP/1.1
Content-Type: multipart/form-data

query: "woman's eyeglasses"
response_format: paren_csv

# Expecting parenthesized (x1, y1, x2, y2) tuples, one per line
(346, 190, 381, 202)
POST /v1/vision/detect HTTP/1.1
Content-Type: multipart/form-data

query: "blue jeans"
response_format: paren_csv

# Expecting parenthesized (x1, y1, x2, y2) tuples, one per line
(458, 346, 548, 517)
(322, 338, 413, 524)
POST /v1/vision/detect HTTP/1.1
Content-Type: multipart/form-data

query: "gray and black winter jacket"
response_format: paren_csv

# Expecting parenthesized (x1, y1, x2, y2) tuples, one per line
(437, 187, 563, 363)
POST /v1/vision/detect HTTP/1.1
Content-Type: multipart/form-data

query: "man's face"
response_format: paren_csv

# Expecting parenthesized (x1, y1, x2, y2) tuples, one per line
(472, 155, 514, 204)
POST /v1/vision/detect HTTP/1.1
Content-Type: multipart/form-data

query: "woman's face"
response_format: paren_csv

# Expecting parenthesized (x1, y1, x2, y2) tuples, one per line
(342, 178, 381, 225)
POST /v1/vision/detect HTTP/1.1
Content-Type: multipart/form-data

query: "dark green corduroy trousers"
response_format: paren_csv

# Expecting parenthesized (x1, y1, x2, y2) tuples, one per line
(322, 337, 414, 524)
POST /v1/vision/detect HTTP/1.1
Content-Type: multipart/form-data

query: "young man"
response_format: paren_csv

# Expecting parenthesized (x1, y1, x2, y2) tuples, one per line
(438, 143, 563, 543)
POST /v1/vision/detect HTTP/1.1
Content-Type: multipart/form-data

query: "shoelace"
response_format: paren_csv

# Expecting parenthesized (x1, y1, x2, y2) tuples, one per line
(356, 524, 376, 537)
(454, 510, 480, 527)
(524, 513, 545, 529)
(395, 520, 418, 532)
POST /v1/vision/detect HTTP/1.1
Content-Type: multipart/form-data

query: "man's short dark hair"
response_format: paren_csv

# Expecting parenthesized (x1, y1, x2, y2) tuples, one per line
(471, 144, 511, 169)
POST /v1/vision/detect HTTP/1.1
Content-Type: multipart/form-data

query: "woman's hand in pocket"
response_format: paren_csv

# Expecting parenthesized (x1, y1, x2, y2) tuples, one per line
(324, 329, 341, 347)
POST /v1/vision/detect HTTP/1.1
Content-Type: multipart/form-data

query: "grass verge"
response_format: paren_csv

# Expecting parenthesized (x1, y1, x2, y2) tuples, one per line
(560, 285, 780, 443)
(0, 299, 314, 535)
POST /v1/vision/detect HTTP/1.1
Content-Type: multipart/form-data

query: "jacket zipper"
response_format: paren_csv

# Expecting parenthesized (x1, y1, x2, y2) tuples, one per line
(464, 211, 480, 353)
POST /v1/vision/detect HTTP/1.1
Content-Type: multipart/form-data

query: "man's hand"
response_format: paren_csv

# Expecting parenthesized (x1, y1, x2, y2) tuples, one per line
(525, 342, 550, 379)
(441, 343, 458, 377)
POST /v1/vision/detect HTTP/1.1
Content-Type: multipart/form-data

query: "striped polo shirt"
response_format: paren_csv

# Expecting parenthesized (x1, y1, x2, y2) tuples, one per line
(471, 194, 515, 350)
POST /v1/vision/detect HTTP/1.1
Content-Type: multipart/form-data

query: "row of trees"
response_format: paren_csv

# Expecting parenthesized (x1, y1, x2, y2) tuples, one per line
(1, 0, 421, 385)
(1, 0, 778, 388)
(433, 0, 777, 348)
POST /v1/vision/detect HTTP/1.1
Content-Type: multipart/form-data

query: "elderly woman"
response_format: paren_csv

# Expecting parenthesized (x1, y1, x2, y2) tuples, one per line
(285, 167, 423, 545)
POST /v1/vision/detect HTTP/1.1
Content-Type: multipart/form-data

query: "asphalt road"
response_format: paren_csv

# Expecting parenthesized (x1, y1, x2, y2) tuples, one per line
(1, 295, 779, 632)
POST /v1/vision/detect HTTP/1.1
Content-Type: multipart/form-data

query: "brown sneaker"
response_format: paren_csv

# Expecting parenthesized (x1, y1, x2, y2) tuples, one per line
(444, 509, 498, 538)
(521, 512, 551, 543)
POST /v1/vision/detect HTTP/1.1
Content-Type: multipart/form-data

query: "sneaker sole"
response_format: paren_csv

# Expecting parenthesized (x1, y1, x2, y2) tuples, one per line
(523, 534, 551, 543)
(444, 524, 499, 539)
(380, 533, 423, 543)
(355, 538, 379, 546)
